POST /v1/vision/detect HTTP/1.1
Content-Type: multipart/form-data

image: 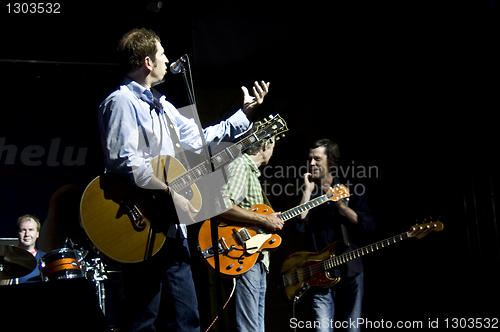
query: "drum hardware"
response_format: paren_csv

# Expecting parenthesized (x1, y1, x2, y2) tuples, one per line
(86, 257, 108, 315)
(37, 239, 114, 317)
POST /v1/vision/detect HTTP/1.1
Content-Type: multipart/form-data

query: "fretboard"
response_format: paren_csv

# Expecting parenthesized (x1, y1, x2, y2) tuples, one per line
(169, 132, 264, 193)
(324, 231, 411, 270)
(278, 193, 333, 221)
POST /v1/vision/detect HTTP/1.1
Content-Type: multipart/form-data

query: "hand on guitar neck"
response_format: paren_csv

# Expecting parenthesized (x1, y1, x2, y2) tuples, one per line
(219, 204, 283, 232)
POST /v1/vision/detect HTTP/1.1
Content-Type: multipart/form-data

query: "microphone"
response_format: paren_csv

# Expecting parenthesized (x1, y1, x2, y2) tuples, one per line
(170, 55, 187, 74)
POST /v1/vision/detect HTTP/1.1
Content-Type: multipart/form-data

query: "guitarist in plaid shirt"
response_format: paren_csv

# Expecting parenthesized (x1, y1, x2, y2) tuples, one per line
(219, 129, 283, 332)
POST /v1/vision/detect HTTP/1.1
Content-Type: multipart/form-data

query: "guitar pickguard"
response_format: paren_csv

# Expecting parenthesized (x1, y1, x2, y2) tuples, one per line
(244, 233, 272, 254)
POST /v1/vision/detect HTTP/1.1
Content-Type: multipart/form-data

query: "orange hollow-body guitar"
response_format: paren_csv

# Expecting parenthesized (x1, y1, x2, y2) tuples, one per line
(198, 184, 350, 277)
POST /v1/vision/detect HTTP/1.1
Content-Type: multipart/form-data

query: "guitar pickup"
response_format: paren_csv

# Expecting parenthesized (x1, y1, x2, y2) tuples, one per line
(199, 237, 230, 259)
(233, 227, 251, 245)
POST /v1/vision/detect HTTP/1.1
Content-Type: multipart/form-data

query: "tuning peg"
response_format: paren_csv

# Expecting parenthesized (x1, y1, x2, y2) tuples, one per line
(269, 115, 274, 119)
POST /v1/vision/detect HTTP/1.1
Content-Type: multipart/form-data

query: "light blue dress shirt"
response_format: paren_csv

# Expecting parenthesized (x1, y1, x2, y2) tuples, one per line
(98, 77, 251, 187)
(98, 77, 252, 236)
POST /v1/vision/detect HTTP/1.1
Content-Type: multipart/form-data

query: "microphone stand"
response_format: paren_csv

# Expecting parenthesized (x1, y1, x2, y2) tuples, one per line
(177, 57, 226, 332)
(178, 61, 196, 106)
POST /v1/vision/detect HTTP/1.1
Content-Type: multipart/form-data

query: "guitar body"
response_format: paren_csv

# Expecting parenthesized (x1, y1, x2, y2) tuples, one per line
(198, 204, 282, 277)
(80, 155, 201, 263)
(281, 242, 345, 301)
(151, 155, 202, 212)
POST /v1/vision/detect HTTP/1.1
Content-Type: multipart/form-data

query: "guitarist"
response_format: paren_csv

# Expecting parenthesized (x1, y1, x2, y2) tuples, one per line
(98, 28, 271, 332)
(218, 129, 283, 331)
(295, 139, 375, 332)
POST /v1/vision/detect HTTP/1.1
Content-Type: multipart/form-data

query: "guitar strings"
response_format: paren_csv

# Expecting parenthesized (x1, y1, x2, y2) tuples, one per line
(285, 232, 411, 284)
(166, 120, 284, 193)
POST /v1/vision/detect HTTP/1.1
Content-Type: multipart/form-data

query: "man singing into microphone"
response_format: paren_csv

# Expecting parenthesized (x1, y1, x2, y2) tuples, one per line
(98, 28, 270, 332)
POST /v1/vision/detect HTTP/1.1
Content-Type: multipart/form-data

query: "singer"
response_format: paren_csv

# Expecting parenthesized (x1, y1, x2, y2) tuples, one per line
(97, 28, 270, 332)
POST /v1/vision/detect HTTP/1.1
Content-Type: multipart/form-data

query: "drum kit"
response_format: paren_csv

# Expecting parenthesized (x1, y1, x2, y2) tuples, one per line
(0, 238, 112, 315)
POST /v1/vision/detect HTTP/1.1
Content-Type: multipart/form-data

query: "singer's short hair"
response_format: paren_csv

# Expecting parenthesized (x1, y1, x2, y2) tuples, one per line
(117, 28, 161, 74)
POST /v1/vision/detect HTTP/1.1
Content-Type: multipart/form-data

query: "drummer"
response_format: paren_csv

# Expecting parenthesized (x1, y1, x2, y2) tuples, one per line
(14, 215, 45, 284)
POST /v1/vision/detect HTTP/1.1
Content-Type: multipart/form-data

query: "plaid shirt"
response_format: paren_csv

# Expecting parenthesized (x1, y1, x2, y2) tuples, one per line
(223, 153, 270, 271)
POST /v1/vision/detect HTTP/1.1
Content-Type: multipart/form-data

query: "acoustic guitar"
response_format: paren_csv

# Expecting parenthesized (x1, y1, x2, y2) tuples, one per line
(80, 115, 288, 263)
(198, 184, 350, 277)
(280, 221, 444, 301)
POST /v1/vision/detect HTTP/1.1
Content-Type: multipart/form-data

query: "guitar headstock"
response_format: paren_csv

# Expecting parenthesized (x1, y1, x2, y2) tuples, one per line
(408, 221, 444, 239)
(326, 184, 350, 202)
(254, 114, 288, 141)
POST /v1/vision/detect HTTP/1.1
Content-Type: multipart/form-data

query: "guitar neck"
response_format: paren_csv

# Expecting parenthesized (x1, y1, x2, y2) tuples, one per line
(211, 133, 260, 169)
(324, 231, 411, 270)
(278, 193, 332, 222)
(168, 132, 265, 193)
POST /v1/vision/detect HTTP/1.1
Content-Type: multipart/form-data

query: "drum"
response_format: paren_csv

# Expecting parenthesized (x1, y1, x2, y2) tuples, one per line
(39, 248, 86, 281)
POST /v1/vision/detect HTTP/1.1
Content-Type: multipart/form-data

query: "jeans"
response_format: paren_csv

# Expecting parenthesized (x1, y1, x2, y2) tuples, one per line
(309, 273, 364, 332)
(234, 261, 267, 332)
(121, 237, 200, 332)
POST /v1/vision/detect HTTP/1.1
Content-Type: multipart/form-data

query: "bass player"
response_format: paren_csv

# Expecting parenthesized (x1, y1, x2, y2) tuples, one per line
(294, 138, 375, 332)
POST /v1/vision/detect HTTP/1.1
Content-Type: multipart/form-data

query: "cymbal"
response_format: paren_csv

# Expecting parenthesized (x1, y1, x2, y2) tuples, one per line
(0, 245, 37, 280)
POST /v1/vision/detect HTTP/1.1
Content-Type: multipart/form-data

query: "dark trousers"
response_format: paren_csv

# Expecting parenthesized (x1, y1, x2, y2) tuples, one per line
(121, 237, 200, 332)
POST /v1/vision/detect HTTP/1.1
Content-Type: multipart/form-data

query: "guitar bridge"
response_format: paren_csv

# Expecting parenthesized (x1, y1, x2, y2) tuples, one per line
(199, 237, 230, 259)
(120, 196, 146, 231)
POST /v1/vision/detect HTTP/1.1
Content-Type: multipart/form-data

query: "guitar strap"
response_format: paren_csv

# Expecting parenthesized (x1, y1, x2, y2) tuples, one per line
(152, 90, 190, 169)
(261, 188, 272, 209)
(334, 177, 351, 246)
(340, 223, 351, 246)
(152, 91, 189, 238)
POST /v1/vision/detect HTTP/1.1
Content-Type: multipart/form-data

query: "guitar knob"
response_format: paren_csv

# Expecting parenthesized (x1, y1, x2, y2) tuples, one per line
(270, 238, 276, 244)
(236, 266, 243, 272)
(226, 264, 234, 270)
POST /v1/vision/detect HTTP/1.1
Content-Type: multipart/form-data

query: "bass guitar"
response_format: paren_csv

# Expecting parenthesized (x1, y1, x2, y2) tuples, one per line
(198, 184, 350, 277)
(80, 115, 288, 263)
(280, 221, 444, 301)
